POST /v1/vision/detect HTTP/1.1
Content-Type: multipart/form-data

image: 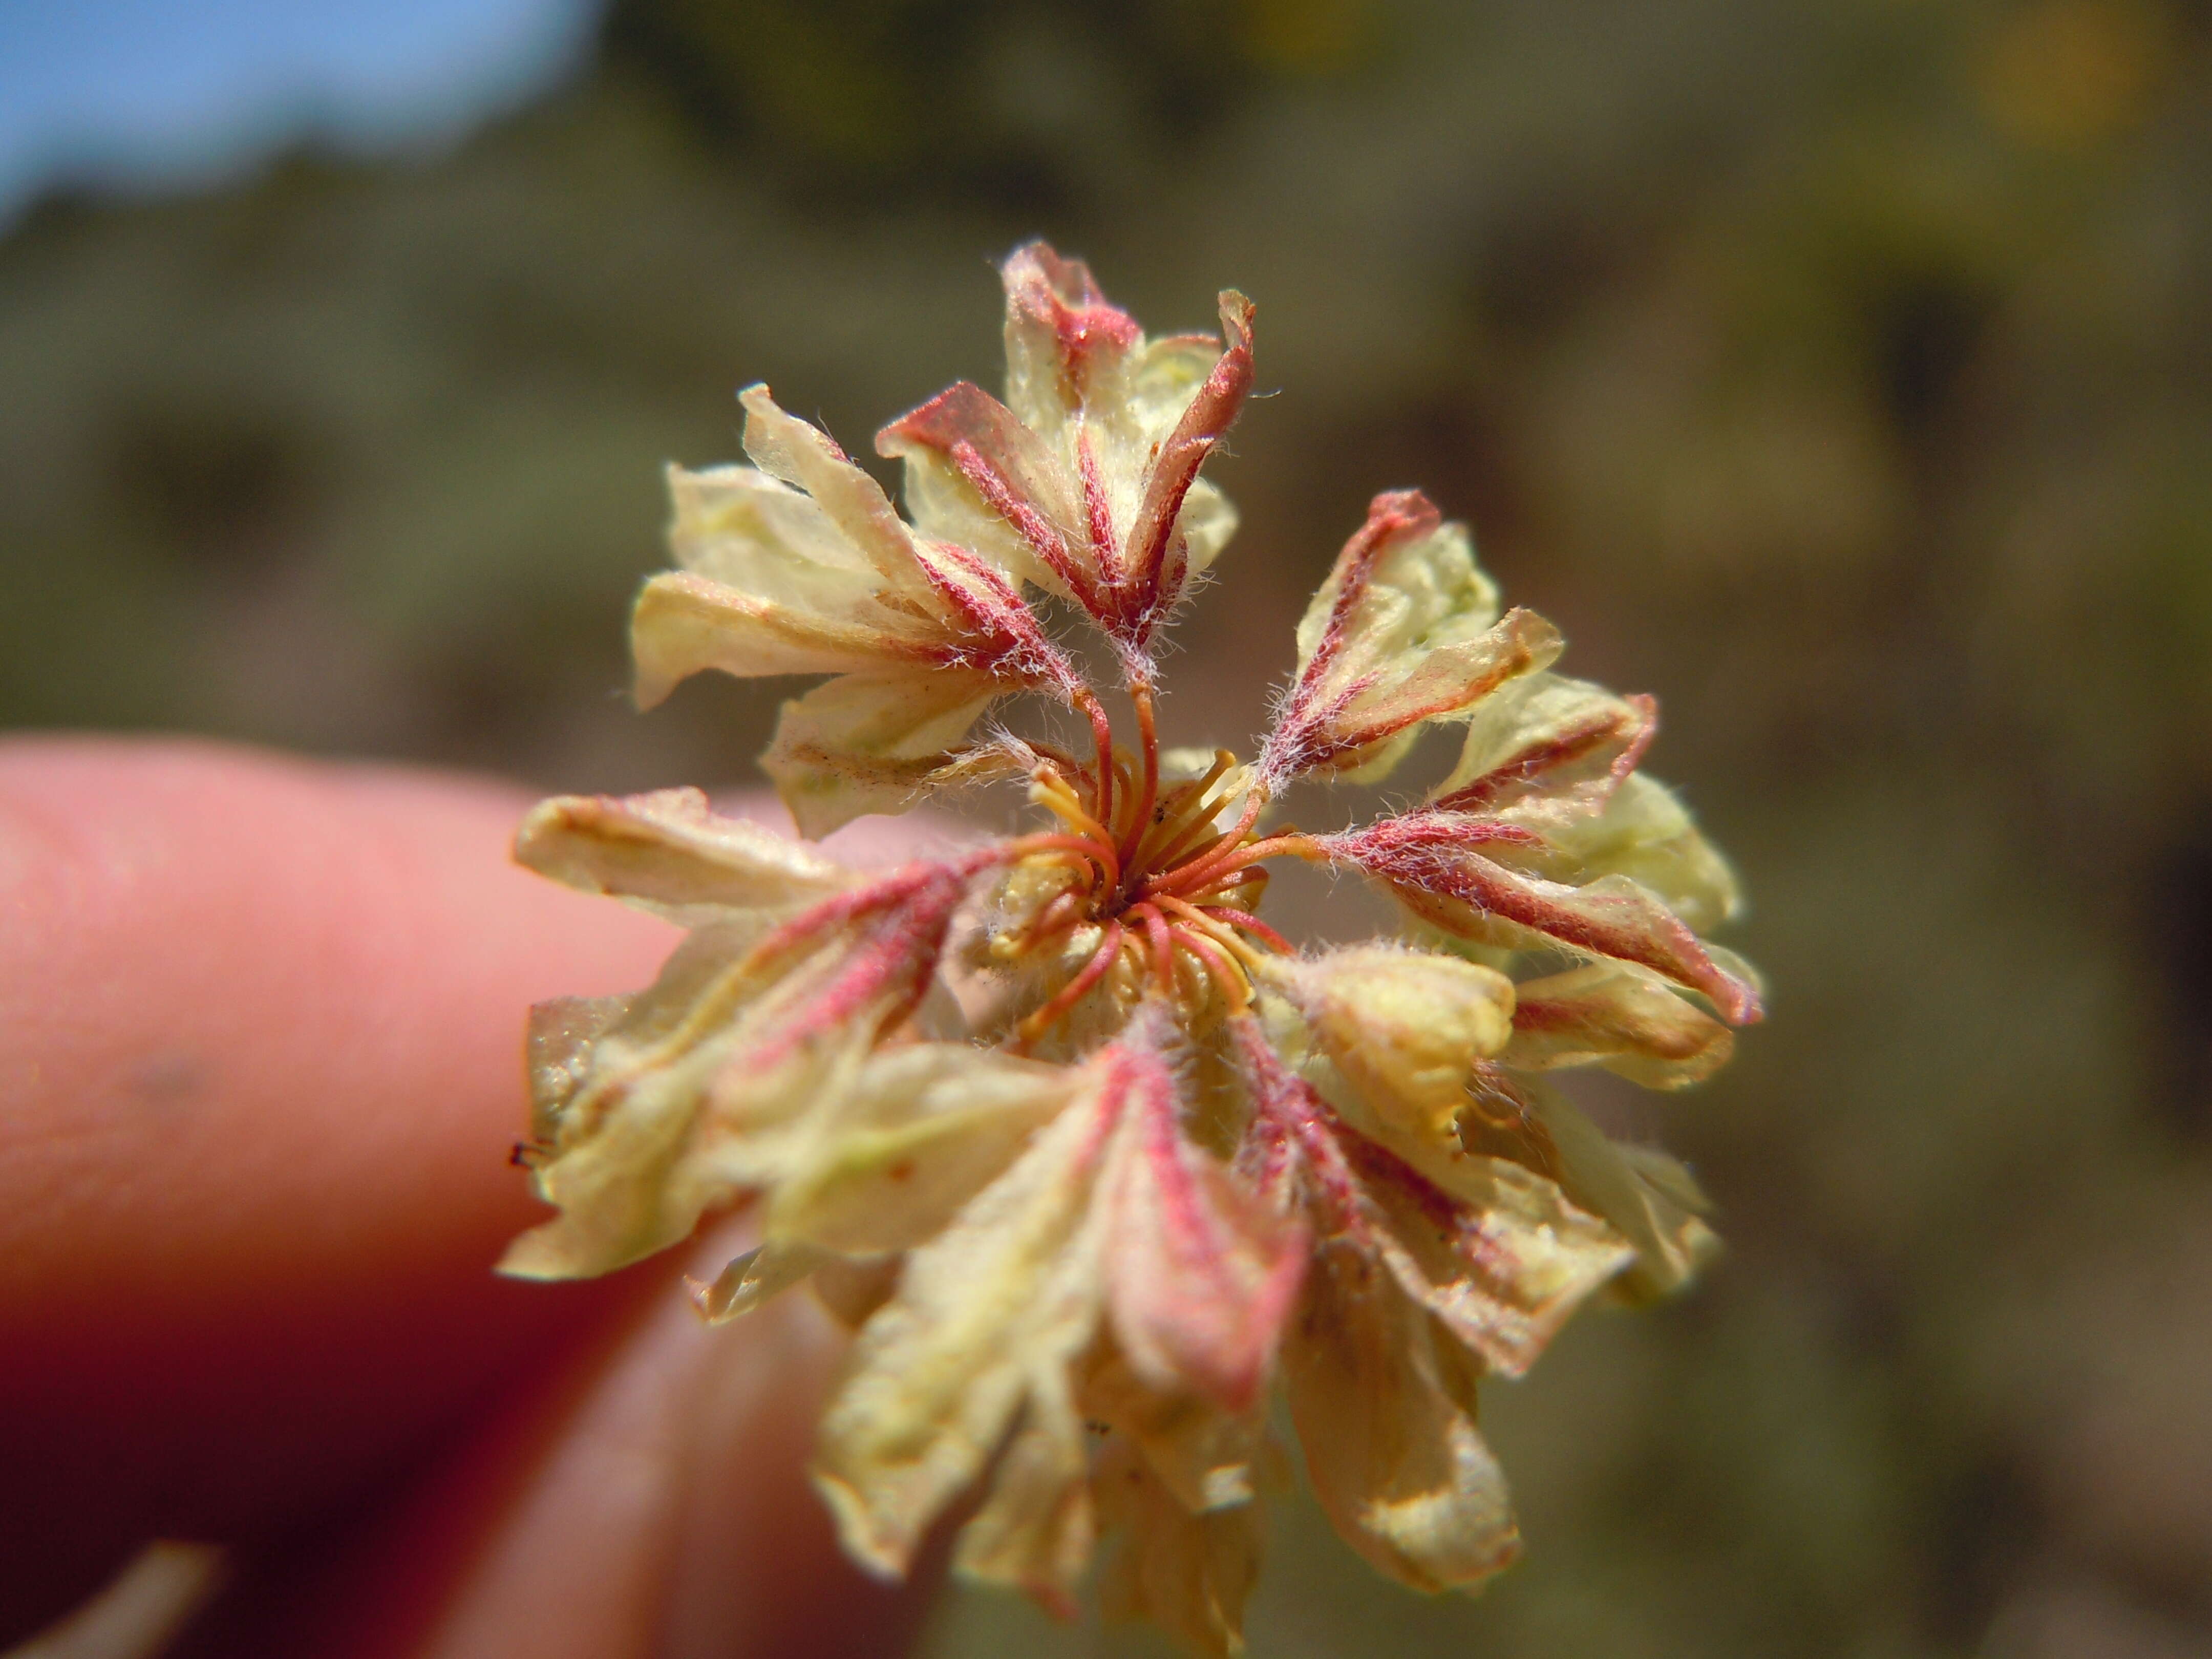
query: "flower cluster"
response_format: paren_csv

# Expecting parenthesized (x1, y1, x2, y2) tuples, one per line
(502, 243, 1762, 1652)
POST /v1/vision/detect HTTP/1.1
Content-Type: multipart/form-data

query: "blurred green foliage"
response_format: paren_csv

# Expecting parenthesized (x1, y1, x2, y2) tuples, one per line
(5, 0, 2210, 1653)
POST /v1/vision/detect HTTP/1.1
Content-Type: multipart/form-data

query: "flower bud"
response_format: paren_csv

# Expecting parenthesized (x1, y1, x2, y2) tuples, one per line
(1274, 947, 1516, 1142)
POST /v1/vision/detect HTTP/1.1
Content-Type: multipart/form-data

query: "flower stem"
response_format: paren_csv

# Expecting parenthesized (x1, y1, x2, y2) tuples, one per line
(1076, 688, 1117, 836)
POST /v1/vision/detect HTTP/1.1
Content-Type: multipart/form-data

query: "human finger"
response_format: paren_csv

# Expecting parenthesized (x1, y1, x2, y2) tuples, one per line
(0, 739, 937, 1644)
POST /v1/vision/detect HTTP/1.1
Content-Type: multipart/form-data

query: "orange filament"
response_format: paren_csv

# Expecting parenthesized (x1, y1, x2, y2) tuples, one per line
(1125, 900, 1178, 992)
(1147, 792, 1267, 900)
(1170, 924, 1251, 1014)
(1133, 756, 1242, 878)
(1197, 905, 1293, 955)
(1004, 830, 1120, 893)
(1153, 895, 1270, 972)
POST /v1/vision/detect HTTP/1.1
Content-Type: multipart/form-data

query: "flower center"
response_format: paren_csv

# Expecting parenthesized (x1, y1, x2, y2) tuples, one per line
(993, 688, 1312, 1047)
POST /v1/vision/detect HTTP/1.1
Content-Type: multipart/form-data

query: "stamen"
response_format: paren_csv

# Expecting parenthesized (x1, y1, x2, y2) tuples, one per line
(1126, 900, 1177, 991)
(1003, 830, 1119, 893)
(1168, 830, 1321, 898)
(1031, 766, 1111, 845)
(1026, 739, 1089, 779)
(1171, 923, 1251, 1014)
(1148, 790, 1267, 899)
(1023, 768, 1120, 878)
(1154, 895, 1269, 972)
(1132, 751, 1238, 874)
(1195, 905, 1293, 956)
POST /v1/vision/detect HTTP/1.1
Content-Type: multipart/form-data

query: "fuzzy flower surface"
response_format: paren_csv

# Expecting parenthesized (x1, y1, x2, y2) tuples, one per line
(502, 242, 1763, 1652)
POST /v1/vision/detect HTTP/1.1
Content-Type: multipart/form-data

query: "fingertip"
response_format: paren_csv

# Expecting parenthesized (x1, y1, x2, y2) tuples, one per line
(0, 738, 676, 1539)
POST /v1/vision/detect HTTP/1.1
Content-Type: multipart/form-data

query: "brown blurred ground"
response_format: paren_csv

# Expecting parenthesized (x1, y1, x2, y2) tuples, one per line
(4, 1, 2210, 1654)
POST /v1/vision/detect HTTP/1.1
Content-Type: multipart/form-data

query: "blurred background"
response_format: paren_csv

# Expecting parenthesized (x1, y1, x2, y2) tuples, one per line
(5, 0, 2211, 1653)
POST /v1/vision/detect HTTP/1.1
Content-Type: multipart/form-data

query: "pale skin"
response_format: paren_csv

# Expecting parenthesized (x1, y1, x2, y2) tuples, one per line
(0, 738, 935, 1656)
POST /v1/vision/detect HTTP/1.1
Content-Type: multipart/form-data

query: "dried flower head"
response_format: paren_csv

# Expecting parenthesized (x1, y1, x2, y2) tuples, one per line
(502, 242, 1763, 1651)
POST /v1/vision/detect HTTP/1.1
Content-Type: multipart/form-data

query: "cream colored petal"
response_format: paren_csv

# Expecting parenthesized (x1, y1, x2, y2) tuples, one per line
(1504, 772, 1742, 934)
(759, 670, 1002, 839)
(877, 381, 1088, 595)
(501, 868, 967, 1281)
(951, 1370, 1097, 1612)
(514, 788, 850, 924)
(737, 385, 933, 598)
(1365, 841, 1759, 1026)
(887, 443, 1060, 597)
(500, 929, 770, 1279)
(767, 1043, 1073, 1255)
(1126, 332, 1228, 443)
(523, 991, 628, 1125)
(1292, 500, 1496, 666)
(630, 571, 945, 709)
(1350, 1138, 1635, 1377)
(680, 867, 975, 1194)
(496, 1057, 709, 1278)
(1432, 671, 1654, 823)
(1103, 1093, 1308, 1411)
(1115, 290, 1254, 642)
(1281, 1054, 1633, 1376)
(1285, 1244, 1521, 1594)
(643, 395, 1066, 719)
(891, 249, 1247, 654)
(1351, 610, 1557, 734)
(999, 241, 1142, 440)
(813, 1080, 1122, 1577)
(1504, 961, 1735, 1089)
(1515, 1081, 1719, 1300)
(1266, 946, 1516, 1145)
(665, 461, 882, 602)
(1268, 493, 1560, 782)
(810, 1252, 904, 1330)
(500, 976, 871, 1281)
(1175, 477, 1239, 582)
(1703, 942, 1768, 1004)
(687, 1238, 832, 1323)
(1097, 1435, 1262, 1659)
(1080, 1344, 1269, 1515)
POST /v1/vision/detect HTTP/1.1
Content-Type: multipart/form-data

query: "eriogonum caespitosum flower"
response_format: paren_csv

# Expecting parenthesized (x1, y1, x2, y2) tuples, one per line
(502, 242, 1763, 1652)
